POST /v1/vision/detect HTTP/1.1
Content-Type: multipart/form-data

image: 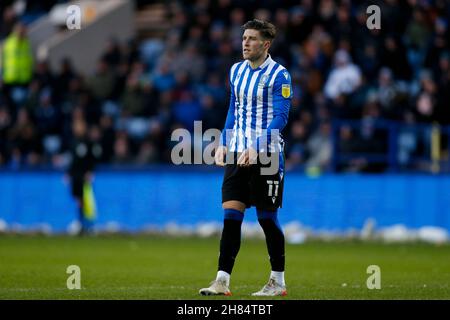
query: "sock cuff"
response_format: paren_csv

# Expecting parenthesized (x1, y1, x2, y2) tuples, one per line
(217, 270, 231, 286)
(224, 208, 244, 221)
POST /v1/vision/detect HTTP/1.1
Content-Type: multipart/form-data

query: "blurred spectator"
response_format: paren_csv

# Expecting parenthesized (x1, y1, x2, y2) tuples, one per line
(121, 75, 145, 117)
(99, 114, 115, 163)
(136, 139, 158, 164)
(380, 35, 411, 80)
(305, 121, 332, 171)
(357, 43, 379, 81)
(285, 120, 308, 170)
(172, 91, 201, 132)
(33, 60, 54, 91)
(0, 106, 12, 165)
(435, 52, 450, 124)
(54, 58, 76, 104)
(66, 119, 100, 235)
(34, 89, 61, 137)
(288, 6, 313, 45)
(405, 9, 431, 77)
(1, 22, 33, 110)
(151, 60, 176, 92)
(112, 131, 133, 165)
(7, 109, 42, 168)
(397, 112, 419, 169)
(200, 93, 223, 130)
(0, 6, 18, 40)
(172, 43, 206, 82)
(338, 125, 368, 172)
(86, 59, 117, 102)
(373, 67, 399, 119)
(102, 38, 122, 68)
(359, 98, 387, 156)
(324, 49, 362, 99)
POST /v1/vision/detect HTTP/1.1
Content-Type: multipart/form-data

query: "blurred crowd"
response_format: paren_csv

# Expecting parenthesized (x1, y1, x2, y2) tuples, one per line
(1, 0, 450, 172)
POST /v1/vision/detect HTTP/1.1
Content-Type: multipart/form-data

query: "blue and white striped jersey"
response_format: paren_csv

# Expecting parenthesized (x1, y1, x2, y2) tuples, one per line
(221, 55, 292, 153)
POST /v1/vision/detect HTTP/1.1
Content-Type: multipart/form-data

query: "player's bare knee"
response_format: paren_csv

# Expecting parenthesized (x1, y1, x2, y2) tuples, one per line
(222, 200, 246, 212)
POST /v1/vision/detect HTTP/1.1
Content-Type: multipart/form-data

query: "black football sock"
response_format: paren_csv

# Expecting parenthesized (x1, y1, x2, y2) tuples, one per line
(257, 209, 285, 272)
(218, 209, 244, 274)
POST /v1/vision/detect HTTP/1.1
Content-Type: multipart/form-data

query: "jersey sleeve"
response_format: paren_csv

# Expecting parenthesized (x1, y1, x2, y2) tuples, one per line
(220, 66, 238, 147)
(253, 69, 292, 151)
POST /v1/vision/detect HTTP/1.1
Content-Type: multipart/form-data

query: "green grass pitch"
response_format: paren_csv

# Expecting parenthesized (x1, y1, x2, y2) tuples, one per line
(0, 235, 449, 299)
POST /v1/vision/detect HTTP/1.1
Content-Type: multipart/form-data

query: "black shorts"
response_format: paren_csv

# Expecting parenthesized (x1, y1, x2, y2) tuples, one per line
(222, 152, 285, 211)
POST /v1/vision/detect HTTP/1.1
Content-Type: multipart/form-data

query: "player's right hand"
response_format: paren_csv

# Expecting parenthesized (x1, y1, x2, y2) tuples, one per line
(215, 145, 227, 166)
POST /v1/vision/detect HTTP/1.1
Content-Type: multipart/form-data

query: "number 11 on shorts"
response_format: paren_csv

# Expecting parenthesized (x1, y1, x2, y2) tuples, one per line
(267, 180, 279, 203)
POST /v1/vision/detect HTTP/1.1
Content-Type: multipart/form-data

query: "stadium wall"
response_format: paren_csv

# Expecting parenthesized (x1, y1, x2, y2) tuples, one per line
(0, 170, 449, 233)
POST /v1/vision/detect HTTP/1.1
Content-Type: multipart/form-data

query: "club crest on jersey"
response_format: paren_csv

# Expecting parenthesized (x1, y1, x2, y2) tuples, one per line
(282, 84, 291, 98)
(258, 74, 269, 88)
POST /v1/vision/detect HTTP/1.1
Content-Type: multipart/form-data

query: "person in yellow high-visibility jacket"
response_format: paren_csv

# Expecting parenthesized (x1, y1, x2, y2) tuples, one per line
(1, 22, 33, 109)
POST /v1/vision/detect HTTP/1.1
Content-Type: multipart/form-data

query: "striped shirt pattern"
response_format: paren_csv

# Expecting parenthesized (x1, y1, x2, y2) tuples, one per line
(225, 55, 292, 153)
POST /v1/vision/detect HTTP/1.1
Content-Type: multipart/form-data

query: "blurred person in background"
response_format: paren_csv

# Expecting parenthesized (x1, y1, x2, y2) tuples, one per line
(305, 121, 333, 172)
(7, 108, 41, 168)
(0, 106, 12, 165)
(0, 6, 18, 40)
(1, 22, 33, 112)
(324, 49, 362, 100)
(66, 119, 100, 235)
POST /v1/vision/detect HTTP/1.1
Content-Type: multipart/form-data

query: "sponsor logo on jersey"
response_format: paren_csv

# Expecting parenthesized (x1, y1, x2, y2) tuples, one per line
(282, 84, 291, 98)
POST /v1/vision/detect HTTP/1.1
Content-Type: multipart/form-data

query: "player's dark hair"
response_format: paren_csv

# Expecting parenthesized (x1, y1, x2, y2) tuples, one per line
(242, 19, 276, 41)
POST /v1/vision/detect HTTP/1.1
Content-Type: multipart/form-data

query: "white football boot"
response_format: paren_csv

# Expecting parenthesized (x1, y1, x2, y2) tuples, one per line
(199, 278, 232, 296)
(252, 278, 287, 296)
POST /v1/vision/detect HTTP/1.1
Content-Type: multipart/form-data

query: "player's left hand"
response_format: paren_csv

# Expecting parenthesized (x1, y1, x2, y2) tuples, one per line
(237, 147, 258, 167)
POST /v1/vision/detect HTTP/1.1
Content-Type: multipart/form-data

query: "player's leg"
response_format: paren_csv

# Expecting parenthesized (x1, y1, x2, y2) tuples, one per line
(251, 152, 287, 296)
(253, 209, 287, 296)
(199, 200, 245, 296)
(220, 201, 246, 273)
(200, 161, 250, 296)
(218, 201, 245, 280)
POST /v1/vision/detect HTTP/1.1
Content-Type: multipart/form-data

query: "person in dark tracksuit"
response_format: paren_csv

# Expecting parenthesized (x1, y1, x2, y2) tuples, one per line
(67, 119, 101, 235)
